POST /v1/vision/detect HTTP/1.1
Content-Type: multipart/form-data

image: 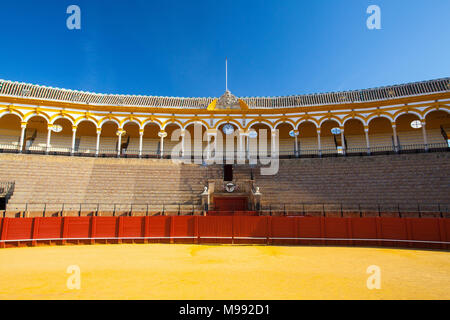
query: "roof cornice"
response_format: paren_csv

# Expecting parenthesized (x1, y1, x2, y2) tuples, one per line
(0, 78, 448, 111)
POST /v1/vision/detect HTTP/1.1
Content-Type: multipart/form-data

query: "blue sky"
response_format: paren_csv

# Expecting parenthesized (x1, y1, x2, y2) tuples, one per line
(0, 0, 449, 98)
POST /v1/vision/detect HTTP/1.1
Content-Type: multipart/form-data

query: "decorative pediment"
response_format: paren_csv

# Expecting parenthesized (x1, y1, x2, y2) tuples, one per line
(216, 90, 240, 109)
(207, 90, 249, 111)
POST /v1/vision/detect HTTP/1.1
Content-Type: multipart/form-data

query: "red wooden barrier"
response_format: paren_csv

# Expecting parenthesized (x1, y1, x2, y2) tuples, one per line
(121, 217, 145, 243)
(6, 218, 33, 247)
(93, 217, 119, 244)
(324, 217, 349, 246)
(350, 217, 378, 247)
(207, 211, 259, 216)
(198, 216, 233, 244)
(146, 216, 171, 243)
(171, 216, 196, 244)
(233, 216, 267, 244)
(0, 216, 448, 250)
(297, 217, 323, 246)
(34, 217, 63, 246)
(442, 219, 450, 250)
(378, 218, 408, 248)
(64, 217, 91, 245)
(408, 218, 442, 250)
(0, 218, 4, 248)
(270, 217, 297, 245)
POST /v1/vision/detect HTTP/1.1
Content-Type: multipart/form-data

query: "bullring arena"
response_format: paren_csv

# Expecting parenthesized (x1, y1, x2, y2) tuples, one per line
(0, 78, 449, 300)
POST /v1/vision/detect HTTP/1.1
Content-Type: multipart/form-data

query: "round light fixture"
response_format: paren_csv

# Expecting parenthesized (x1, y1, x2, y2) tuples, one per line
(248, 131, 258, 138)
(411, 120, 422, 129)
(222, 124, 235, 135)
(289, 130, 299, 137)
(225, 182, 236, 193)
(331, 127, 341, 135)
(51, 125, 63, 133)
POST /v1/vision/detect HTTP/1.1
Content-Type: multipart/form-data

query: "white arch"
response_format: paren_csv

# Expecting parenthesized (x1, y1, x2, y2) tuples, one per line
(162, 121, 184, 130)
(0, 110, 23, 122)
(123, 119, 143, 130)
(367, 114, 393, 126)
(183, 121, 209, 131)
(50, 115, 75, 126)
(295, 119, 318, 130)
(247, 120, 275, 130)
(142, 120, 163, 131)
(274, 120, 295, 129)
(424, 107, 450, 119)
(394, 110, 423, 122)
(99, 118, 120, 129)
(23, 113, 49, 123)
(75, 118, 99, 129)
(214, 119, 243, 130)
(318, 117, 342, 128)
(343, 116, 366, 126)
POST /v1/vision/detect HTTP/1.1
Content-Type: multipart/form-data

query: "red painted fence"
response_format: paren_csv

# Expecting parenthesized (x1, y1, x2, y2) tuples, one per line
(0, 216, 449, 250)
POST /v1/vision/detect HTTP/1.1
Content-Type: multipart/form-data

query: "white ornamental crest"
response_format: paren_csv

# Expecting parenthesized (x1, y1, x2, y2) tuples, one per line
(216, 90, 240, 109)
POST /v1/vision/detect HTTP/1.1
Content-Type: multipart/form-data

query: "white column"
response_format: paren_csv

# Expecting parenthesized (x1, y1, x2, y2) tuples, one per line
(71, 126, 77, 155)
(96, 129, 101, 156)
(46, 124, 52, 154)
(364, 127, 370, 155)
(213, 132, 224, 163)
(138, 129, 144, 157)
(206, 133, 212, 160)
(294, 131, 299, 157)
(317, 128, 322, 156)
(19, 122, 27, 153)
(392, 124, 399, 152)
(214, 133, 218, 159)
(158, 130, 167, 158)
(116, 129, 124, 157)
(271, 129, 277, 157)
(238, 130, 245, 161)
(421, 121, 428, 151)
(180, 129, 185, 158)
(246, 134, 250, 159)
(160, 133, 164, 158)
(340, 128, 346, 155)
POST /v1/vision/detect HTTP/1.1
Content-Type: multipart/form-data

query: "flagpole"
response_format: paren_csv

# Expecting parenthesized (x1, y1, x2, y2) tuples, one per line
(225, 58, 228, 92)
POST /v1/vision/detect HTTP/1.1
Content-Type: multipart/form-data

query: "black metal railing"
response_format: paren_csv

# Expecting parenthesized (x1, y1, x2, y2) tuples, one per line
(0, 142, 448, 159)
(2, 201, 448, 218)
(3, 201, 203, 217)
(260, 202, 449, 218)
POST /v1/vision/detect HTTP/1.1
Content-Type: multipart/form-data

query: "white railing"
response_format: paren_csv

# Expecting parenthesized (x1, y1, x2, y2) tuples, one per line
(1, 78, 448, 108)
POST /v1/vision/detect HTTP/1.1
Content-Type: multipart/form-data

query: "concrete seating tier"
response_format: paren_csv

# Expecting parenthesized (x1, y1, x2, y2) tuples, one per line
(0, 154, 220, 212)
(234, 152, 450, 210)
(0, 152, 448, 217)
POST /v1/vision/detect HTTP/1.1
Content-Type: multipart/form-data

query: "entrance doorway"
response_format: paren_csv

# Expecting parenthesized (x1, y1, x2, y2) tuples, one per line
(214, 197, 248, 211)
(224, 164, 233, 181)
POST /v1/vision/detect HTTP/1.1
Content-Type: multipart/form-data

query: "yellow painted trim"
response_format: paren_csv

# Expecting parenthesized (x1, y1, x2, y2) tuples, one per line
(1, 92, 448, 115)
(0, 108, 24, 120)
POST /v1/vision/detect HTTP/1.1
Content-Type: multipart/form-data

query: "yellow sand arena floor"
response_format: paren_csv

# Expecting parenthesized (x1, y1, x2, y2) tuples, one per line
(0, 244, 449, 300)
